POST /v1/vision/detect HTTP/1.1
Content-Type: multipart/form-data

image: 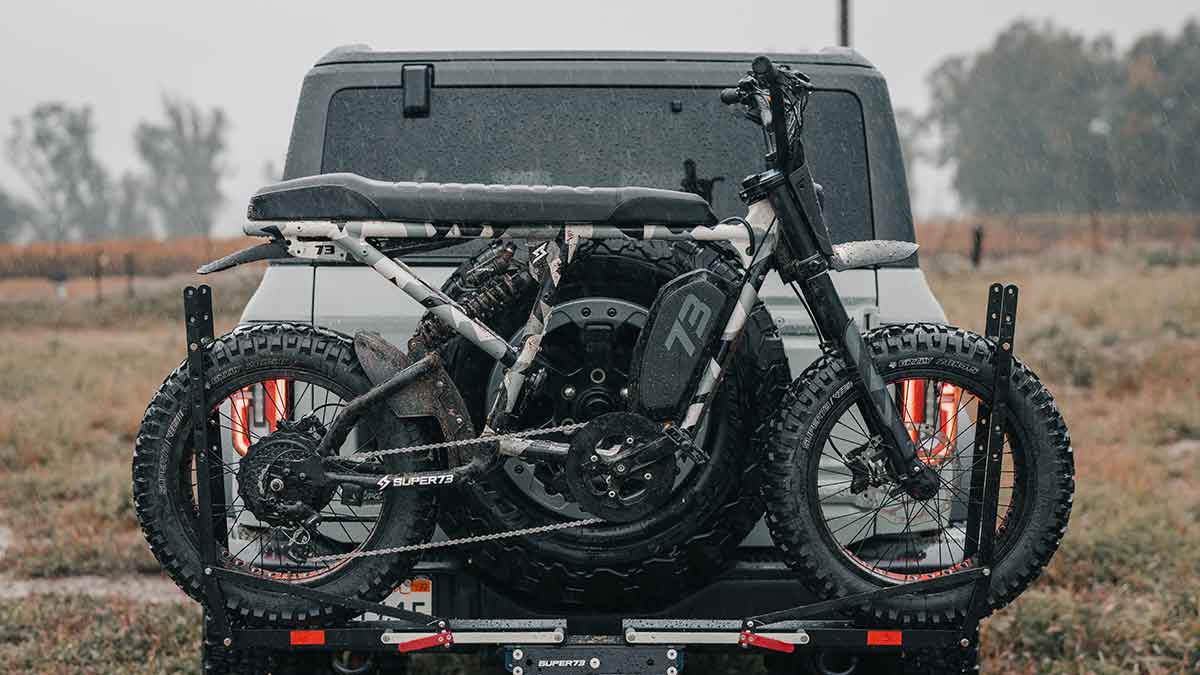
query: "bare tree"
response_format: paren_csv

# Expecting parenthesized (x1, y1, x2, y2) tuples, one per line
(135, 96, 229, 242)
(6, 103, 113, 241)
(894, 107, 927, 204)
(113, 172, 152, 239)
(0, 185, 32, 243)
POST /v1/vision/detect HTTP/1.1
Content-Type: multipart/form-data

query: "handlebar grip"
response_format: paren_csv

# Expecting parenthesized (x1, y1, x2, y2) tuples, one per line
(720, 88, 744, 105)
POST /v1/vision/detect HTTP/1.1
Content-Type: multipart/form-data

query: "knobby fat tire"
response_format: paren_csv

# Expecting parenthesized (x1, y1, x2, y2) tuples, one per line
(133, 323, 438, 627)
(762, 323, 1074, 626)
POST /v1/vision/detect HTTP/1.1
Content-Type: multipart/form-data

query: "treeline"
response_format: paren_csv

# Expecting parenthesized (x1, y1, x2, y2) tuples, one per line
(0, 237, 253, 280)
(0, 98, 231, 244)
(2, 18, 1198, 244)
(910, 18, 1200, 214)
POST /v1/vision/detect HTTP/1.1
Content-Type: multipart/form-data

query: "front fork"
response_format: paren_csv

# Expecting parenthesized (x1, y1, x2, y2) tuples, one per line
(793, 269, 939, 499)
(764, 171, 939, 501)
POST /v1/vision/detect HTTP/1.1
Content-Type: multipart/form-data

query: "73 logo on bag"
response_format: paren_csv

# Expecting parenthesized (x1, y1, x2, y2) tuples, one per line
(665, 294, 712, 357)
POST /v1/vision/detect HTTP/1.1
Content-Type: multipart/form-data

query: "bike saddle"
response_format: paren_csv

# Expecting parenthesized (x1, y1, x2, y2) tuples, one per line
(248, 172, 717, 227)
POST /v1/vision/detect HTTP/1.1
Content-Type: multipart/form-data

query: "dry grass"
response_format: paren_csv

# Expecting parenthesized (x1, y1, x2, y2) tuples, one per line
(0, 243, 1196, 672)
(0, 237, 255, 280)
(927, 244, 1200, 674)
(0, 271, 253, 577)
(918, 213, 1200, 258)
(0, 595, 200, 674)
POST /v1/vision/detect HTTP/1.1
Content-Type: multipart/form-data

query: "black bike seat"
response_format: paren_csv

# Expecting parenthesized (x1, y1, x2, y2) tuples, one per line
(247, 173, 717, 227)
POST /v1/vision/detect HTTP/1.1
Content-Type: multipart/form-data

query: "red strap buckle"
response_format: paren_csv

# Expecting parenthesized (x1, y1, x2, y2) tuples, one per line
(289, 630, 325, 646)
(397, 630, 454, 653)
(867, 630, 903, 646)
(739, 630, 795, 654)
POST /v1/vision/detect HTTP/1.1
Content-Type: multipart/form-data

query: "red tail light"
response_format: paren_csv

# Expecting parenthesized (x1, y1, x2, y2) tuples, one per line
(901, 380, 961, 467)
(229, 379, 290, 456)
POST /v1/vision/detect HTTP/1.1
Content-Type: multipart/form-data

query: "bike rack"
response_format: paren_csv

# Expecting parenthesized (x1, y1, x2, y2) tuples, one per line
(185, 282, 1019, 672)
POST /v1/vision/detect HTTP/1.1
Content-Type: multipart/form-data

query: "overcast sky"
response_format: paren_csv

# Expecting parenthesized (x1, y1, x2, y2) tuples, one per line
(1, 0, 1195, 232)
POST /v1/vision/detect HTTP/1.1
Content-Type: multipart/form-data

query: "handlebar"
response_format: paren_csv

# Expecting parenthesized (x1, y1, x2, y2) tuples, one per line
(757, 56, 793, 171)
(719, 87, 744, 105)
(722, 55, 811, 173)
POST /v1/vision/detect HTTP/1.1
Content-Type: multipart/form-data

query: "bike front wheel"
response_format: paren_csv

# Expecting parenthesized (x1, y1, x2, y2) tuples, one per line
(762, 323, 1074, 625)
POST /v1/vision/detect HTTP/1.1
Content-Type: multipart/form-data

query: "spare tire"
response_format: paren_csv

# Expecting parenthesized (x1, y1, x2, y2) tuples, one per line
(432, 239, 789, 611)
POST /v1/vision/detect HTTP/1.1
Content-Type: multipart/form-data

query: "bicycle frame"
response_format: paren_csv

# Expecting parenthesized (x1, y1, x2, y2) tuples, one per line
(243, 56, 936, 499)
(250, 199, 780, 439)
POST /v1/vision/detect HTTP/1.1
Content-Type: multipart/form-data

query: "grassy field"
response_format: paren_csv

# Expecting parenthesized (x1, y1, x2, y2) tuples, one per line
(927, 245, 1200, 673)
(0, 243, 1197, 673)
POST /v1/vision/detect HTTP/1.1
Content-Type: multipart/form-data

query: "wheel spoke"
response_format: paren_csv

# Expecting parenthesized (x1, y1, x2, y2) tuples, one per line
(811, 374, 1026, 582)
(185, 376, 393, 580)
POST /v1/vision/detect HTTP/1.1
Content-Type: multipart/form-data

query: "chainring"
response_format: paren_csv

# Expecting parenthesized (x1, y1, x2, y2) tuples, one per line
(565, 412, 678, 523)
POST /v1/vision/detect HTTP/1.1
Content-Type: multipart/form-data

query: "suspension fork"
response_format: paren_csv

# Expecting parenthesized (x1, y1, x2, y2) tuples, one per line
(761, 171, 939, 500)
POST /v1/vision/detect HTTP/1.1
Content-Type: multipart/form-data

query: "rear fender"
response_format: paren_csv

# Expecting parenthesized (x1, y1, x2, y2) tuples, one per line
(353, 331, 477, 464)
(197, 238, 292, 274)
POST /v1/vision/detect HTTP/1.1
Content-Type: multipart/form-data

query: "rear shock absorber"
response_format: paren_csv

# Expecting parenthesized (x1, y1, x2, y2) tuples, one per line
(411, 243, 535, 353)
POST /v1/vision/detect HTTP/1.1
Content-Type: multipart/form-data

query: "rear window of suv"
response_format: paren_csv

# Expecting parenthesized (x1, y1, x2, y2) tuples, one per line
(322, 87, 871, 242)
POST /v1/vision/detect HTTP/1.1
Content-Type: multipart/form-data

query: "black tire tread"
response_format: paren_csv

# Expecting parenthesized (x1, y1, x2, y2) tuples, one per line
(133, 323, 438, 627)
(761, 323, 1074, 626)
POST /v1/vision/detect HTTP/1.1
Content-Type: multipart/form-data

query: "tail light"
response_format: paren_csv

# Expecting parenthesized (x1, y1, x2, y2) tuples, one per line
(229, 379, 290, 456)
(901, 380, 961, 467)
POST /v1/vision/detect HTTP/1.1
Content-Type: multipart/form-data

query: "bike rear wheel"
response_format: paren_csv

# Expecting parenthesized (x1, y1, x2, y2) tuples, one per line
(763, 323, 1074, 625)
(133, 323, 437, 626)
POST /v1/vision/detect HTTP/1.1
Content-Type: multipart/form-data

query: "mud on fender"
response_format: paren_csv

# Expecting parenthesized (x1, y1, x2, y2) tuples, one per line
(628, 269, 735, 420)
(354, 331, 476, 463)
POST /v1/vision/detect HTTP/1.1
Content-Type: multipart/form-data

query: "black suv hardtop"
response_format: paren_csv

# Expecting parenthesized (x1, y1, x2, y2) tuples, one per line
(281, 48, 916, 255)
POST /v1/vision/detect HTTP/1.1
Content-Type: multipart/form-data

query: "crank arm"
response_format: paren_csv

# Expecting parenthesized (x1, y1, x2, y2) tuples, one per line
(497, 437, 570, 461)
(599, 435, 677, 467)
(593, 426, 701, 469)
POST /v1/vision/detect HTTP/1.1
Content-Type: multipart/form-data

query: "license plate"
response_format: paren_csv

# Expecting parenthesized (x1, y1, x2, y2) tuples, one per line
(355, 577, 433, 621)
(396, 577, 434, 615)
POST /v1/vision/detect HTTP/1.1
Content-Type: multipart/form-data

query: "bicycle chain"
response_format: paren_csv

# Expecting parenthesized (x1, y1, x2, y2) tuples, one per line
(308, 421, 597, 564)
(342, 421, 587, 461)
(308, 516, 604, 563)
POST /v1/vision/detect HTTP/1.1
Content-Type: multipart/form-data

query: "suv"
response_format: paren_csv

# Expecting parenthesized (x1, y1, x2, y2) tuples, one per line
(236, 47, 953, 673)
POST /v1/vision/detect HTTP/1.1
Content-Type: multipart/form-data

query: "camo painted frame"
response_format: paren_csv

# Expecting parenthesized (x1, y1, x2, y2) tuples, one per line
(250, 199, 779, 433)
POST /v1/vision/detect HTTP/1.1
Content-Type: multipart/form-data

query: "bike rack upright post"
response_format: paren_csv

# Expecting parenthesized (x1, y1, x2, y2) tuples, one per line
(959, 282, 1019, 639)
(184, 285, 230, 639)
